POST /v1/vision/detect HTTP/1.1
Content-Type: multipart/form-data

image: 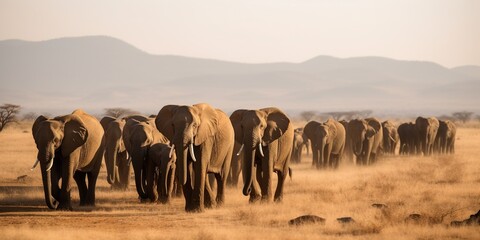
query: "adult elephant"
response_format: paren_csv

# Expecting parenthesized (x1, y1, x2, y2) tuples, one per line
(100, 116, 132, 190)
(230, 108, 293, 203)
(347, 118, 383, 165)
(146, 143, 177, 203)
(155, 103, 234, 212)
(397, 122, 419, 155)
(382, 120, 399, 155)
(227, 139, 243, 188)
(303, 119, 345, 169)
(434, 120, 456, 154)
(291, 130, 304, 164)
(123, 115, 168, 200)
(31, 109, 104, 210)
(415, 117, 439, 156)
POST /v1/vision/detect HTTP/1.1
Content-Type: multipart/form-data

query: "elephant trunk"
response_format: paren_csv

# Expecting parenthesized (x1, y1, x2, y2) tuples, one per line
(132, 147, 149, 199)
(105, 141, 118, 185)
(242, 141, 256, 196)
(318, 139, 326, 168)
(38, 150, 58, 209)
(175, 143, 188, 186)
(353, 139, 363, 156)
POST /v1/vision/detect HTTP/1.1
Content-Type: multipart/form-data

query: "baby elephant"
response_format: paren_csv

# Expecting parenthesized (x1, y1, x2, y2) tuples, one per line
(146, 143, 177, 204)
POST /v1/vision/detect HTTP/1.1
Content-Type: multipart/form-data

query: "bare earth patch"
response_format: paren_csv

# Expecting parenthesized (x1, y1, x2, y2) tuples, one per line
(1, 123, 479, 239)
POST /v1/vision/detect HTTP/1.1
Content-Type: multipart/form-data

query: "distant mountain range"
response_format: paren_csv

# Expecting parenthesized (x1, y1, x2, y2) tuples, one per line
(1, 36, 479, 116)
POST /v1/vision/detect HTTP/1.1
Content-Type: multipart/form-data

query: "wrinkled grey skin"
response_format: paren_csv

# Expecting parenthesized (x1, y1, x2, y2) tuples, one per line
(303, 119, 346, 169)
(347, 118, 383, 165)
(398, 122, 420, 155)
(32, 109, 104, 210)
(382, 120, 399, 155)
(230, 108, 293, 203)
(146, 143, 177, 204)
(123, 115, 169, 200)
(156, 103, 234, 212)
(434, 120, 456, 154)
(415, 117, 439, 156)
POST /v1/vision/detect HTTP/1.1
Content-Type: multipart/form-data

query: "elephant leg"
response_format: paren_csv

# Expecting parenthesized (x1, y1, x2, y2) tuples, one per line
(261, 145, 274, 202)
(274, 171, 287, 202)
(204, 174, 216, 208)
(74, 171, 87, 206)
(85, 155, 102, 206)
(191, 159, 206, 212)
(58, 157, 75, 210)
(311, 148, 317, 167)
(118, 161, 131, 190)
(249, 164, 262, 203)
(183, 162, 194, 211)
(214, 173, 225, 206)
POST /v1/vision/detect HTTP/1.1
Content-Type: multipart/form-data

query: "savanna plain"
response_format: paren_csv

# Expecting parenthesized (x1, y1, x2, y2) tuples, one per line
(0, 120, 479, 240)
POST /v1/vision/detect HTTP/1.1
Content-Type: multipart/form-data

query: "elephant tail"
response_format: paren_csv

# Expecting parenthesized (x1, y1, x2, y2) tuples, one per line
(288, 167, 293, 181)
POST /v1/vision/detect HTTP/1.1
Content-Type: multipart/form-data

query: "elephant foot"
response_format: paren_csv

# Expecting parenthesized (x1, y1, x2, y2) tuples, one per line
(216, 197, 225, 207)
(57, 202, 73, 211)
(249, 194, 261, 204)
(274, 195, 283, 202)
(185, 205, 204, 213)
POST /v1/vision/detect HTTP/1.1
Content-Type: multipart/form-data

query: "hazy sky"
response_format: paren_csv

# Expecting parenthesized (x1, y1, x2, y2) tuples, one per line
(1, 0, 479, 67)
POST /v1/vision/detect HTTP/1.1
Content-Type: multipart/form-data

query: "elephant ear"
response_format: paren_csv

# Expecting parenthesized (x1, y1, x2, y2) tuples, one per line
(261, 107, 291, 143)
(303, 121, 318, 140)
(366, 126, 376, 139)
(366, 118, 382, 133)
(193, 103, 218, 146)
(100, 116, 116, 132)
(326, 120, 338, 140)
(155, 105, 179, 142)
(55, 114, 88, 157)
(230, 109, 248, 144)
(32, 115, 48, 139)
(148, 119, 169, 144)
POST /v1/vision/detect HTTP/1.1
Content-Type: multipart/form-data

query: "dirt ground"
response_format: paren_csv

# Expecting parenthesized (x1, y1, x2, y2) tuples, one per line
(1, 122, 479, 239)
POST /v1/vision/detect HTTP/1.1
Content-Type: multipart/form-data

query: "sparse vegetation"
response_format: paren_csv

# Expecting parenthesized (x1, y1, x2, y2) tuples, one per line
(452, 111, 474, 123)
(0, 120, 479, 239)
(0, 103, 20, 132)
(104, 107, 139, 118)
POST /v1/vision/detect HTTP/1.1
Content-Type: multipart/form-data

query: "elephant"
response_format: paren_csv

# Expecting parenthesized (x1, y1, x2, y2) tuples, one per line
(123, 115, 169, 200)
(397, 122, 419, 155)
(382, 120, 399, 155)
(291, 131, 304, 164)
(230, 107, 293, 203)
(155, 103, 234, 212)
(347, 118, 383, 165)
(415, 117, 439, 156)
(303, 119, 346, 169)
(100, 116, 133, 190)
(434, 120, 456, 154)
(227, 135, 244, 188)
(31, 109, 104, 210)
(146, 143, 177, 203)
(295, 128, 310, 157)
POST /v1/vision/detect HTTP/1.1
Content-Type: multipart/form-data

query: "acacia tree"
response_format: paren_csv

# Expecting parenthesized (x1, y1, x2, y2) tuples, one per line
(300, 111, 317, 122)
(0, 104, 21, 132)
(104, 108, 138, 118)
(452, 111, 473, 123)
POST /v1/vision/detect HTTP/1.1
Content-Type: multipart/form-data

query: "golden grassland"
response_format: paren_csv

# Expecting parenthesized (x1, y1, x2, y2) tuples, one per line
(0, 121, 479, 239)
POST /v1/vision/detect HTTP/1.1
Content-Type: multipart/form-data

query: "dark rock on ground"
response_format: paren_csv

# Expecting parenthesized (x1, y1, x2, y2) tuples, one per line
(289, 215, 326, 226)
(372, 203, 387, 209)
(337, 217, 355, 224)
(451, 210, 480, 227)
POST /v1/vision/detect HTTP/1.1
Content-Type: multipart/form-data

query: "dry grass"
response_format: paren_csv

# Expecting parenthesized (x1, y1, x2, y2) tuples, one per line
(1, 122, 479, 239)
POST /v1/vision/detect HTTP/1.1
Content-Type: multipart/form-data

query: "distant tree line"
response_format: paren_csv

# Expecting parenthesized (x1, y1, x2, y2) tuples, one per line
(0, 104, 21, 132)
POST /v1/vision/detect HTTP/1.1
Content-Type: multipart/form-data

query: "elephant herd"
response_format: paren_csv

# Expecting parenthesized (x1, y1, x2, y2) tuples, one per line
(30, 104, 293, 212)
(30, 106, 456, 212)
(298, 116, 456, 169)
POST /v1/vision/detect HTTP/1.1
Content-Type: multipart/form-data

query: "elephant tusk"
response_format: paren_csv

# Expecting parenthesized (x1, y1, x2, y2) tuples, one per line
(389, 135, 395, 142)
(258, 144, 265, 157)
(127, 158, 132, 166)
(236, 144, 244, 156)
(189, 143, 197, 162)
(169, 144, 175, 158)
(30, 159, 40, 171)
(46, 156, 54, 171)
